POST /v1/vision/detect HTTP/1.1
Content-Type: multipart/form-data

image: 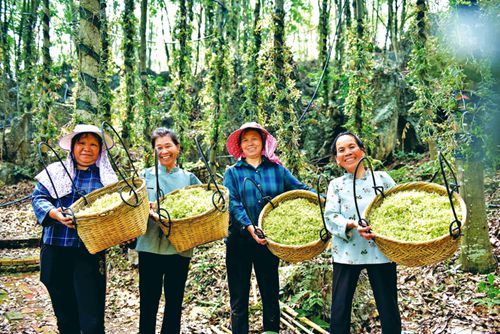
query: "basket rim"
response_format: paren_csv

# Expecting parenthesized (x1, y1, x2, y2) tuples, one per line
(258, 189, 329, 247)
(364, 181, 467, 245)
(72, 178, 146, 219)
(159, 183, 229, 223)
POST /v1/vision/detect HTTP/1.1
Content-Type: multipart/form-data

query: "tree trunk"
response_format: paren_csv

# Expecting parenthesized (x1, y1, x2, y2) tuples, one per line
(457, 156, 496, 273)
(208, 0, 227, 174)
(319, 0, 330, 112)
(121, 0, 137, 148)
(40, 0, 52, 140)
(98, 0, 111, 123)
(75, 0, 101, 123)
(139, 0, 151, 145)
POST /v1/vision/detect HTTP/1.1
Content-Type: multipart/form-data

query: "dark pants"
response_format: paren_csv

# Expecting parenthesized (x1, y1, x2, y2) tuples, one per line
(330, 262, 401, 334)
(226, 239, 281, 334)
(138, 252, 191, 334)
(40, 244, 106, 334)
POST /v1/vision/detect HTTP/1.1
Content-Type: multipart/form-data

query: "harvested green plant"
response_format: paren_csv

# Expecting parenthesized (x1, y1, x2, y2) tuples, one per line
(369, 190, 462, 242)
(263, 198, 323, 245)
(77, 192, 131, 215)
(160, 187, 213, 219)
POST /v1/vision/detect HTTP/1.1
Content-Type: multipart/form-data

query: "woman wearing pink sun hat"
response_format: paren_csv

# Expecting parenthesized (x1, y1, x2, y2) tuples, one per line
(223, 122, 312, 333)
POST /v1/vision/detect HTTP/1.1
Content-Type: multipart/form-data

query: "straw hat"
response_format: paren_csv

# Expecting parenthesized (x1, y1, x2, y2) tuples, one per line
(58, 124, 114, 151)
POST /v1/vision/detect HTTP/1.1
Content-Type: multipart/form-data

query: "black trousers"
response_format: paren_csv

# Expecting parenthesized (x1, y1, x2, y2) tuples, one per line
(226, 239, 280, 334)
(138, 252, 191, 334)
(40, 244, 106, 334)
(330, 262, 401, 334)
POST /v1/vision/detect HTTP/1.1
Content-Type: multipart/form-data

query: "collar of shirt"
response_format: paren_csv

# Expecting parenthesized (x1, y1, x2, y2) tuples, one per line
(155, 165, 180, 175)
(235, 156, 272, 169)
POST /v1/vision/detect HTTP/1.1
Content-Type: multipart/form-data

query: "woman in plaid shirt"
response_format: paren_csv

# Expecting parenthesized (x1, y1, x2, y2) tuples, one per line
(32, 124, 117, 334)
(223, 122, 311, 334)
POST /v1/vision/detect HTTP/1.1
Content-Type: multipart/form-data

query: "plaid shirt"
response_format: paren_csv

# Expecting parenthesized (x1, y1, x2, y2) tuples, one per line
(223, 157, 312, 238)
(32, 164, 104, 247)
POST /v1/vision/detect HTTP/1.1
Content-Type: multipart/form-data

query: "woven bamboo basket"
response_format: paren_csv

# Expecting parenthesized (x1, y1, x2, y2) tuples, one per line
(71, 178, 149, 254)
(258, 190, 330, 263)
(363, 182, 467, 267)
(158, 184, 229, 253)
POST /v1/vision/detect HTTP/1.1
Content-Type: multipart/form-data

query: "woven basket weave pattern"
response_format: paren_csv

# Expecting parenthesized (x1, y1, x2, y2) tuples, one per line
(158, 184, 229, 253)
(259, 190, 329, 263)
(364, 182, 467, 267)
(71, 178, 149, 254)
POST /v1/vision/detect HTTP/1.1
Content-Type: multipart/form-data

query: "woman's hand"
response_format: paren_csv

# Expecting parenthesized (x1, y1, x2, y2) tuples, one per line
(247, 225, 267, 245)
(149, 208, 160, 222)
(357, 225, 375, 240)
(49, 207, 75, 229)
(120, 238, 136, 246)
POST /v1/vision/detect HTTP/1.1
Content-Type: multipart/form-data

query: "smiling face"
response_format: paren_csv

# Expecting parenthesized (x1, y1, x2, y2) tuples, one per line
(240, 129, 264, 160)
(335, 134, 365, 174)
(154, 135, 180, 170)
(72, 133, 101, 169)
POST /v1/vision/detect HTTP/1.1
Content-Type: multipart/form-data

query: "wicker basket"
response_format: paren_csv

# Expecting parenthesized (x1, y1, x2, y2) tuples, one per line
(158, 184, 229, 253)
(258, 190, 330, 263)
(71, 178, 149, 254)
(363, 182, 467, 267)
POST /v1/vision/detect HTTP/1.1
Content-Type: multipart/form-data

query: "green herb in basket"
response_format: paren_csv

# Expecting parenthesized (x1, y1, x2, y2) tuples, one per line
(369, 190, 461, 242)
(77, 192, 131, 215)
(264, 198, 323, 245)
(160, 187, 213, 219)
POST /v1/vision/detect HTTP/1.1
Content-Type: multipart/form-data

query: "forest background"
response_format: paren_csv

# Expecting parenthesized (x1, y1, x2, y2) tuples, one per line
(0, 0, 499, 332)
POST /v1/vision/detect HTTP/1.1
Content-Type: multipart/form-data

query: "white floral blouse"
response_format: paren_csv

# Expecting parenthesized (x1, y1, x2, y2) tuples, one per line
(324, 171, 396, 264)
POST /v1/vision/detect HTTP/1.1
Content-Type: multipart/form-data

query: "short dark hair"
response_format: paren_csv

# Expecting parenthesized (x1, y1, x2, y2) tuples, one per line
(151, 128, 179, 148)
(71, 132, 103, 152)
(238, 128, 266, 147)
(330, 131, 365, 156)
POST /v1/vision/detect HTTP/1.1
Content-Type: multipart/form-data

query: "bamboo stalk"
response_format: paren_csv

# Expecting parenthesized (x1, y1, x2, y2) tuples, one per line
(282, 304, 329, 334)
(280, 316, 302, 333)
(281, 311, 314, 334)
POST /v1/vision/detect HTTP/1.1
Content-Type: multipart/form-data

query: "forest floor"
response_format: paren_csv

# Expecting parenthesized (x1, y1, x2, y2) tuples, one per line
(0, 170, 498, 334)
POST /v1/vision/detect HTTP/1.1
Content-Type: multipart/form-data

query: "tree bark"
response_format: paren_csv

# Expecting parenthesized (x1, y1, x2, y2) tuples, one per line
(75, 0, 101, 123)
(457, 156, 496, 273)
(98, 0, 111, 123)
(121, 0, 137, 148)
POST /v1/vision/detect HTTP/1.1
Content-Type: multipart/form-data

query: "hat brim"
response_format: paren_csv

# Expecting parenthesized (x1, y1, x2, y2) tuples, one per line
(226, 126, 270, 158)
(58, 129, 114, 151)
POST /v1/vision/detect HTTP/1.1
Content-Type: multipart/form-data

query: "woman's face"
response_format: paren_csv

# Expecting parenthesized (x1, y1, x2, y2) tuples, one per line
(73, 134, 101, 169)
(335, 135, 365, 174)
(240, 129, 264, 160)
(155, 135, 180, 169)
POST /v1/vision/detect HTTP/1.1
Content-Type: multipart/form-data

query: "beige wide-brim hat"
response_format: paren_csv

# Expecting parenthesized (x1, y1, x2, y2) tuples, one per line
(58, 124, 114, 151)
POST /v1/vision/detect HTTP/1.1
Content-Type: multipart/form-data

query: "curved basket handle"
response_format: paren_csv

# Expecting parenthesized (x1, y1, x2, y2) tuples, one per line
(437, 152, 462, 240)
(353, 156, 384, 231)
(37, 142, 81, 227)
(316, 175, 331, 242)
(194, 136, 227, 213)
(242, 177, 273, 239)
(153, 148, 172, 236)
(100, 121, 141, 207)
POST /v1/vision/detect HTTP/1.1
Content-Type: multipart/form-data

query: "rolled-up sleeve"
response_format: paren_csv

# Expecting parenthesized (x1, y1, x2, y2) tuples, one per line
(31, 182, 57, 227)
(324, 180, 351, 241)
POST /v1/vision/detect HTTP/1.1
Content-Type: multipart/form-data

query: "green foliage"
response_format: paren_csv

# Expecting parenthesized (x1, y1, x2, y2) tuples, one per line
(369, 190, 462, 241)
(77, 192, 132, 216)
(263, 198, 323, 245)
(160, 187, 213, 219)
(473, 274, 500, 308)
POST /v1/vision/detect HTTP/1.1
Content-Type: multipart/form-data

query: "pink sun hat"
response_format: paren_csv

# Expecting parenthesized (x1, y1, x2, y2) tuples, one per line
(226, 122, 282, 164)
